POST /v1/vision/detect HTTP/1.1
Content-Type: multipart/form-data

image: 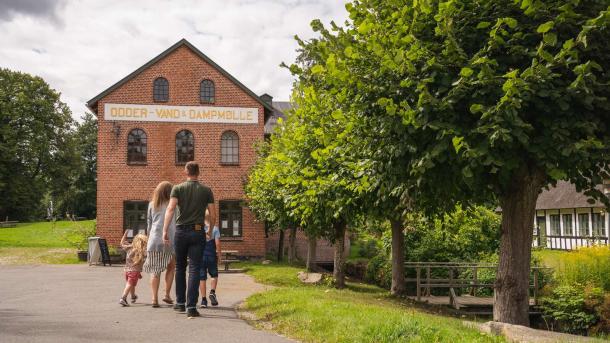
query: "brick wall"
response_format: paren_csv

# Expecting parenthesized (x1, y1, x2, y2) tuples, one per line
(96, 45, 265, 256)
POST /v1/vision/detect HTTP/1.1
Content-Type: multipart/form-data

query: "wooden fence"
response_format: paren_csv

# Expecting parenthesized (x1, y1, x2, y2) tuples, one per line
(405, 262, 550, 309)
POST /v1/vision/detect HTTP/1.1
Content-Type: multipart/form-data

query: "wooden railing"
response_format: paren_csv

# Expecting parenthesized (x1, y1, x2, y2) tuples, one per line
(541, 235, 608, 250)
(405, 262, 550, 307)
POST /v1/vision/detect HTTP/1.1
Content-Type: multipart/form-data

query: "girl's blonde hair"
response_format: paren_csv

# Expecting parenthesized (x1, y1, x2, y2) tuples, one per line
(152, 181, 173, 210)
(130, 234, 148, 266)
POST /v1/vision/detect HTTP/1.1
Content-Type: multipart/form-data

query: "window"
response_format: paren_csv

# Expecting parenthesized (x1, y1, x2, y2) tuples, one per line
(562, 214, 573, 235)
(123, 201, 148, 235)
(219, 200, 242, 237)
(153, 77, 169, 102)
(592, 213, 606, 237)
(536, 216, 546, 236)
(550, 214, 560, 235)
(200, 79, 215, 103)
(175, 130, 194, 164)
(127, 129, 147, 164)
(578, 213, 589, 236)
(221, 131, 239, 164)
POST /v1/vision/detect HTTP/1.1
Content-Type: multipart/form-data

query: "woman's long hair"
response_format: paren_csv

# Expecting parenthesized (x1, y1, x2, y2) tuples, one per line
(130, 234, 148, 266)
(151, 181, 173, 210)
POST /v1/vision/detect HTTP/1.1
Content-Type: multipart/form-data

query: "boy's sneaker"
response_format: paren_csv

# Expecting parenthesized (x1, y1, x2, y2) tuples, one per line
(173, 304, 186, 312)
(186, 308, 200, 318)
(200, 297, 208, 308)
(119, 298, 129, 307)
(131, 294, 138, 303)
(209, 292, 218, 306)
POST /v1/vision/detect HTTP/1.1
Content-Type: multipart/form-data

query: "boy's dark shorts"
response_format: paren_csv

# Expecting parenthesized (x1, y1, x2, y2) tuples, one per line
(199, 255, 218, 281)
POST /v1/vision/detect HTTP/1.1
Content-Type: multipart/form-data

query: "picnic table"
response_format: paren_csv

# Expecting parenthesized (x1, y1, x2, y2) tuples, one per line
(0, 221, 19, 228)
(220, 250, 239, 271)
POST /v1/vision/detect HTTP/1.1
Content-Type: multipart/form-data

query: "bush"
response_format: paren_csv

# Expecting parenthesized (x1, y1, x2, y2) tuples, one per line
(365, 253, 392, 289)
(540, 284, 599, 335)
(556, 246, 610, 292)
(59, 220, 96, 251)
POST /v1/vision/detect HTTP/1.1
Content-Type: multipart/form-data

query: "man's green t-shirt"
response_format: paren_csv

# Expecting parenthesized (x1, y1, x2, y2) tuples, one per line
(170, 180, 214, 226)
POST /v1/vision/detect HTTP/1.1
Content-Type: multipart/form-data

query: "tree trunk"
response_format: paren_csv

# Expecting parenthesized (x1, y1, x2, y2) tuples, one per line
(277, 229, 285, 262)
(306, 234, 317, 272)
(390, 218, 406, 296)
(494, 166, 545, 326)
(287, 226, 297, 264)
(333, 220, 346, 289)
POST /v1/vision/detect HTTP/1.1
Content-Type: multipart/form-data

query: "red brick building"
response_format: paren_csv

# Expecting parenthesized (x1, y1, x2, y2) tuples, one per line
(87, 39, 276, 257)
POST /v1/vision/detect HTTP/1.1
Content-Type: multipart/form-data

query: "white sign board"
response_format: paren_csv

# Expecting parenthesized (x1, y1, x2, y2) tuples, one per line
(104, 103, 258, 124)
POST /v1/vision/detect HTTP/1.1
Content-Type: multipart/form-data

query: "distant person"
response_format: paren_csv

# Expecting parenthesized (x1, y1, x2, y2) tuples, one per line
(119, 231, 148, 306)
(163, 162, 216, 318)
(143, 181, 176, 308)
(199, 209, 221, 308)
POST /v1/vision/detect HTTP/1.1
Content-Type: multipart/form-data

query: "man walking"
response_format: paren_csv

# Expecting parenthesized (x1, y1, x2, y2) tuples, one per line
(163, 162, 216, 317)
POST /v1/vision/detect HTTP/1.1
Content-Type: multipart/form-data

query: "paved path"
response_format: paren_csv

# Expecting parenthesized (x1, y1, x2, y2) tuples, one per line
(0, 264, 293, 343)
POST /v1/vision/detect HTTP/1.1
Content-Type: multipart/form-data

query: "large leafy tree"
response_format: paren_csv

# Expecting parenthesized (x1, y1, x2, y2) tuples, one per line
(0, 68, 76, 221)
(292, 0, 610, 325)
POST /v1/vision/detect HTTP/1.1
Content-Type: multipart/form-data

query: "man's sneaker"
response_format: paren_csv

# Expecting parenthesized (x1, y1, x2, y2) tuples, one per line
(200, 297, 208, 308)
(209, 292, 218, 306)
(186, 308, 200, 318)
(119, 298, 129, 307)
(173, 304, 186, 312)
(131, 294, 138, 303)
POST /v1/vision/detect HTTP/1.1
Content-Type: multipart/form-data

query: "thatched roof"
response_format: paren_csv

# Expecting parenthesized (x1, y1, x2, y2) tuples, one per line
(536, 180, 606, 210)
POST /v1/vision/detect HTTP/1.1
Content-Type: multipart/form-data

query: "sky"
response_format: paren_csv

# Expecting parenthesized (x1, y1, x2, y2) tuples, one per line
(0, 0, 349, 120)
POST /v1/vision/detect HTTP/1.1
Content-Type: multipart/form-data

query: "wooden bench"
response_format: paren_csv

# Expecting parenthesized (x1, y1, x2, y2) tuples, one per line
(0, 221, 19, 228)
(221, 250, 239, 271)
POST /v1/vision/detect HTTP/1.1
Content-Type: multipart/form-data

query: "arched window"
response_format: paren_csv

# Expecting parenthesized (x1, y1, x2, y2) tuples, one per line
(153, 77, 169, 102)
(127, 129, 147, 164)
(200, 79, 215, 103)
(176, 130, 194, 164)
(221, 131, 239, 164)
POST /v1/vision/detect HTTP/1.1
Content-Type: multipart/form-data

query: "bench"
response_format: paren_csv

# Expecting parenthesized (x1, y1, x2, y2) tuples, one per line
(221, 250, 239, 271)
(0, 221, 19, 228)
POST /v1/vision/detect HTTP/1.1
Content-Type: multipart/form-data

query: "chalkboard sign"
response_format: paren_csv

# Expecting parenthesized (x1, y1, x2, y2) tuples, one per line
(98, 238, 112, 266)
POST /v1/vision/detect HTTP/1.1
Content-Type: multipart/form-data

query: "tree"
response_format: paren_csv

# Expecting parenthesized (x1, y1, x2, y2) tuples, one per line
(0, 68, 76, 221)
(292, 0, 610, 324)
(54, 112, 97, 218)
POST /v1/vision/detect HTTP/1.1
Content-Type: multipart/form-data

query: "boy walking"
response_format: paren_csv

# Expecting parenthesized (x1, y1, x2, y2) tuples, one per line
(200, 221, 221, 308)
(163, 162, 215, 318)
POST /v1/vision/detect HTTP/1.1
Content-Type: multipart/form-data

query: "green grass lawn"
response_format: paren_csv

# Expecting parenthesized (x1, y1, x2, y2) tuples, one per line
(238, 262, 504, 343)
(0, 220, 95, 264)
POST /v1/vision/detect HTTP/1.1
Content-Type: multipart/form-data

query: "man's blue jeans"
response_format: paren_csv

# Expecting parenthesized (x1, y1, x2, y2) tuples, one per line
(174, 225, 204, 309)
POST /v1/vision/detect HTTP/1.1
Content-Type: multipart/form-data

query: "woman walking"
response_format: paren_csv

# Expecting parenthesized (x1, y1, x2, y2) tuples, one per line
(143, 181, 176, 307)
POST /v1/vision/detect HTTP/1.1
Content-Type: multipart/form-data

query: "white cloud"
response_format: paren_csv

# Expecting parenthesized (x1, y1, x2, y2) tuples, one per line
(0, 0, 348, 119)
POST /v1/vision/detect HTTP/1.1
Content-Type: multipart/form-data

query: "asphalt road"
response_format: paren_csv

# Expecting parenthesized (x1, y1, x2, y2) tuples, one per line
(0, 264, 293, 343)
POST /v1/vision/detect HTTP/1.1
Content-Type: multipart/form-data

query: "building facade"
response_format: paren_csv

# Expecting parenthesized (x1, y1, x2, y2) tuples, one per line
(87, 39, 277, 257)
(533, 180, 610, 250)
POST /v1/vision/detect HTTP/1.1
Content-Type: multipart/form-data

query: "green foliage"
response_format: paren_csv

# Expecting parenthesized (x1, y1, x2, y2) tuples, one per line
(540, 284, 598, 334)
(554, 246, 610, 292)
(54, 113, 97, 219)
(404, 206, 501, 262)
(365, 253, 393, 289)
(0, 68, 77, 221)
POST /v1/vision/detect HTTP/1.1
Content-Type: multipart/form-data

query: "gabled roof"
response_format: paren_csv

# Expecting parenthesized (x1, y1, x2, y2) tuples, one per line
(86, 38, 274, 116)
(265, 101, 292, 135)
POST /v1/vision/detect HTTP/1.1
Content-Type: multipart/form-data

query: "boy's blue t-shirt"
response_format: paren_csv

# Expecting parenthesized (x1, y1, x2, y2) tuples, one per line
(203, 226, 220, 257)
